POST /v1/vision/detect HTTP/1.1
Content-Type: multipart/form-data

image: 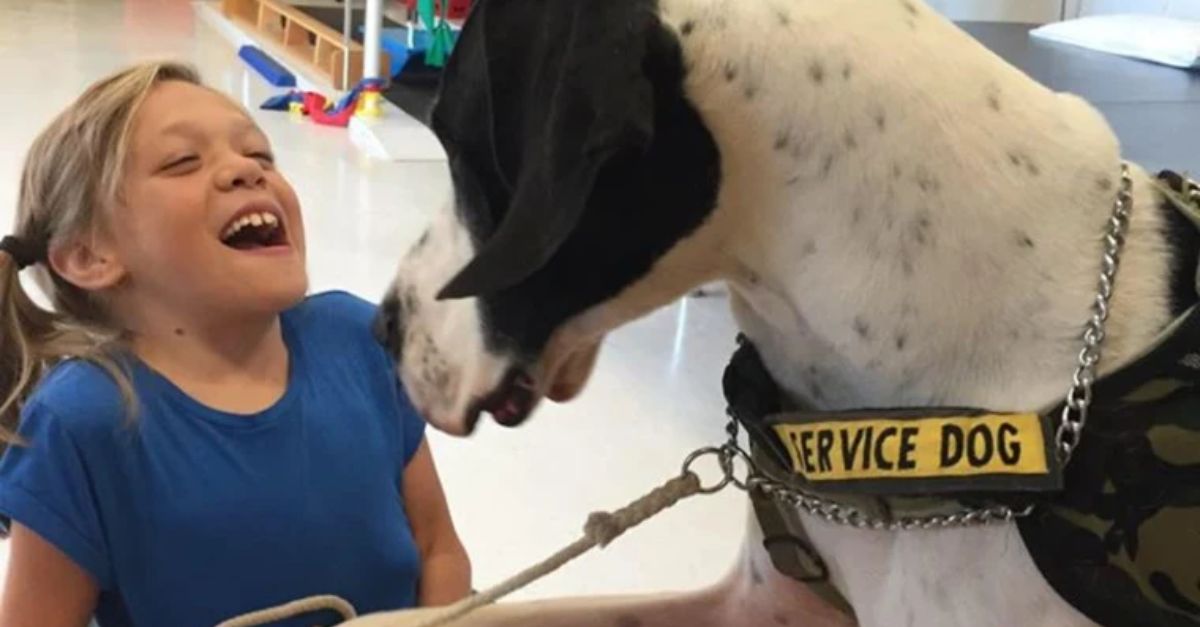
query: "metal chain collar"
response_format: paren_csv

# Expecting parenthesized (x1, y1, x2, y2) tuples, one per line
(1056, 162, 1134, 463)
(687, 163, 1136, 531)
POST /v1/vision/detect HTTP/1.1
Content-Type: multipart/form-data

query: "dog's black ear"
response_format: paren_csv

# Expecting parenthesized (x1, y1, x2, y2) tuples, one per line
(433, 0, 658, 300)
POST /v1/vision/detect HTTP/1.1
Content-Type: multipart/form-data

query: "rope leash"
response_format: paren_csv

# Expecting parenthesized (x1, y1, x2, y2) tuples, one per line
(217, 461, 717, 627)
(214, 594, 357, 627)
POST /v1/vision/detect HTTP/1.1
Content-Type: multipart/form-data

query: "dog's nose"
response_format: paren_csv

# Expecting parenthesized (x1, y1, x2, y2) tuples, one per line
(372, 296, 404, 353)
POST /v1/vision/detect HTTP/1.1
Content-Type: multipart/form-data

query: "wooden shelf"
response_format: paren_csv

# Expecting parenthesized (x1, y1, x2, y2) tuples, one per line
(221, 0, 389, 91)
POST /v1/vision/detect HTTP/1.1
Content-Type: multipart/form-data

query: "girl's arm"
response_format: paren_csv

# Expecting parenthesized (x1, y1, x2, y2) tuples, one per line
(402, 438, 472, 606)
(0, 523, 97, 627)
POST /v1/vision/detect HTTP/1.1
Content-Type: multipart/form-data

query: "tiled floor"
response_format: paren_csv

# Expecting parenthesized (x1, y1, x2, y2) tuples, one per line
(0, 0, 746, 604)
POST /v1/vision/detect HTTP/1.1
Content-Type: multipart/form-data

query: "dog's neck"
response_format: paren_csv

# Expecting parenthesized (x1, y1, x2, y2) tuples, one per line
(669, 0, 1181, 412)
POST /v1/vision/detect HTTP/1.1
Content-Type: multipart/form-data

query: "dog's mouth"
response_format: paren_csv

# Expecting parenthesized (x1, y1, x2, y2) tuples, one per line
(463, 342, 601, 433)
(468, 368, 539, 431)
(219, 206, 288, 251)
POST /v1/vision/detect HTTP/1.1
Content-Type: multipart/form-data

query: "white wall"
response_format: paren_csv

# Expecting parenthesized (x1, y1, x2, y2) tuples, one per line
(926, 0, 1064, 22)
(1076, 0, 1200, 17)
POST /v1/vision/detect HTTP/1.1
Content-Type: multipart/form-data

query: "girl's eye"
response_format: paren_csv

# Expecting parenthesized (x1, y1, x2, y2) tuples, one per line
(250, 152, 275, 166)
(160, 155, 197, 172)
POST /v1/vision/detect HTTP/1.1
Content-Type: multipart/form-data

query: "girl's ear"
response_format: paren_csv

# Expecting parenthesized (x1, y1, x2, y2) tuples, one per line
(49, 232, 128, 291)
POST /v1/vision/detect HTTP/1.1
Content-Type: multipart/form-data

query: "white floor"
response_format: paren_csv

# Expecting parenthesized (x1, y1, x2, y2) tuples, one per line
(0, 0, 747, 606)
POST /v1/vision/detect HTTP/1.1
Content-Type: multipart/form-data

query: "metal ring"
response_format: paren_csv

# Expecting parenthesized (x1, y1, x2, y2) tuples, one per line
(681, 447, 732, 494)
(720, 443, 757, 491)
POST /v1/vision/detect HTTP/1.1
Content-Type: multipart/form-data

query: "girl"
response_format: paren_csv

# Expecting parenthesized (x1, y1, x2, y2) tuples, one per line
(0, 61, 471, 626)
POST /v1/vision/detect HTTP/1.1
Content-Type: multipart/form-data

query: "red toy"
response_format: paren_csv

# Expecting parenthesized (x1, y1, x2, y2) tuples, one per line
(403, 0, 472, 21)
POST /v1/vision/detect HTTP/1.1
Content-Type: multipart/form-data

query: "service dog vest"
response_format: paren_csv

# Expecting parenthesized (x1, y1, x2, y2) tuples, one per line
(728, 171, 1200, 627)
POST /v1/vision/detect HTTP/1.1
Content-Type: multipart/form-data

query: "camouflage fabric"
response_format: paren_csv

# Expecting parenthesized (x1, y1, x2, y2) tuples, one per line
(1017, 174, 1200, 627)
(725, 171, 1200, 627)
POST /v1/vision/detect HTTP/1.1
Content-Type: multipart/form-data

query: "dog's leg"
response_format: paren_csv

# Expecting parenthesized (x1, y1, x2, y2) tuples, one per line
(344, 503, 856, 627)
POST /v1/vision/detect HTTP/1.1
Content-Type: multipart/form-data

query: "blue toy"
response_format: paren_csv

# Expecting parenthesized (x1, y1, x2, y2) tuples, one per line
(238, 45, 296, 87)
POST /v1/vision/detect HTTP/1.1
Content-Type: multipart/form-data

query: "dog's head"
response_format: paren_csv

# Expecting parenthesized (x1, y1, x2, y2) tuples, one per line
(375, 0, 729, 435)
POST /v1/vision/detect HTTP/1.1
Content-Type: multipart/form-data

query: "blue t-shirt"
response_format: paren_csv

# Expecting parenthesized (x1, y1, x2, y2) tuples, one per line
(0, 291, 427, 626)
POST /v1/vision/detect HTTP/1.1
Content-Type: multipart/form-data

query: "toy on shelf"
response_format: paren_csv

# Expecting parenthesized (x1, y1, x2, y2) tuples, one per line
(259, 78, 385, 127)
(237, 45, 296, 87)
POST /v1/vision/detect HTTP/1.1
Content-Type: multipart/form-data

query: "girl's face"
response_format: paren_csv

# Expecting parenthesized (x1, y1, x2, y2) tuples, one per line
(111, 80, 308, 323)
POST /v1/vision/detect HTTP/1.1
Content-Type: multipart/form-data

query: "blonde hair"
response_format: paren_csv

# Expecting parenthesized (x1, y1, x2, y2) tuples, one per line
(0, 61, 203, 443)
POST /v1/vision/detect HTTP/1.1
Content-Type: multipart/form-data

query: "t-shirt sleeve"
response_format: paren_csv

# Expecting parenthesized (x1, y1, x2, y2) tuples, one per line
(395, 380, 427, 467)
(0, 402, 112, 588)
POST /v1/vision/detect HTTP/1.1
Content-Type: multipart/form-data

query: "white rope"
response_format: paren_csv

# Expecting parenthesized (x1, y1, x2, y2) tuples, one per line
(217, 471, 705, 627)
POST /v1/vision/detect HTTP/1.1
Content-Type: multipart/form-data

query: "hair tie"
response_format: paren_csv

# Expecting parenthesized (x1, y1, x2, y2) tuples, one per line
(0, 236, 46, 271)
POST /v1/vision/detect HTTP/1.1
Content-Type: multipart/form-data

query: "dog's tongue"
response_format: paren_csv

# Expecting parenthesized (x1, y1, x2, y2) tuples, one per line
(485, 371, 537, 427)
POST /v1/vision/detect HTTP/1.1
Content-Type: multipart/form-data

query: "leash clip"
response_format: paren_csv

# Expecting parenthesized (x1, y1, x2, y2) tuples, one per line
(681, 422, 758, 494)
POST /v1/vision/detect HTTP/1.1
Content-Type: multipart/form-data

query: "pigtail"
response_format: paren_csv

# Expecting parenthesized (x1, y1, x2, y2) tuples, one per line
(0, 251, 54, 443)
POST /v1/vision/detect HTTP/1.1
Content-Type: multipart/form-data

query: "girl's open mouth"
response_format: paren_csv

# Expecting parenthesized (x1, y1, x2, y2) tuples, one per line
(219, 207, 288, 251)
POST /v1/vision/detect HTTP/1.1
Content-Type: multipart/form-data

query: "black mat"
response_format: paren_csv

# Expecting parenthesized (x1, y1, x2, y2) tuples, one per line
(294, 5, 440, 125)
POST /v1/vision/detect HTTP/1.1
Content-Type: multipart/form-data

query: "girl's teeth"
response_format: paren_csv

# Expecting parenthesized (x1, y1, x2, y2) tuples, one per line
(222, 212, 280, 241)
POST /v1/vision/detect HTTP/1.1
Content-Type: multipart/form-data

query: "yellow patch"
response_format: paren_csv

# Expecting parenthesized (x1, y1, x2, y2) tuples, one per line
(773, 413, 1050, 482)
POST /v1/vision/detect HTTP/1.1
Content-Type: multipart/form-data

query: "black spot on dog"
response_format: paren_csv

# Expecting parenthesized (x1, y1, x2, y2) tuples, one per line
(776, 9, 790, 26)
(1097, 176, 1114, 192)
(892, 163, 903, 179)
(902, 0, 919, 15)
(896, 333, 907, 351)
(912, 214, 932, 245)
(844, 131, 858, 150)
(773, 613, 790, 626)
(802, 240, 818, 256)
(785, 174, 801, 186)
(174, 328, 185, 336)
(986, 86, 1002, 112)
(680, 20, 696, 36)
(774, 131, 790, 151)
(809, 61, 826, 84)
(724, 62, 738, 82)
(615, 615, 644, 627)
(744, 84, 759, 100)
(852, 205, 863, 225)
(875, 112, 887, 132)
(1007, 150, 1040, 175)
(854, 317, 872, 340)
(913, 167, 941, 194)
(842, 63, 853, 80)
(1017, 231, 1035, 248)
(414, 230, 431, 250)
(821, 153, 836, 177)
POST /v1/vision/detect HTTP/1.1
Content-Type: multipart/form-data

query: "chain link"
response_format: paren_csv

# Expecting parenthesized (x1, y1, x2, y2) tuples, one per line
(712, 163, 1135, 530)
(1056, 163, 1133, 462)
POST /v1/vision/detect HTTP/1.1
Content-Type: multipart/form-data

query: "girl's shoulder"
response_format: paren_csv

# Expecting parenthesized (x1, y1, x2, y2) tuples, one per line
(284, 290, 387, 359)
(23, 358, 129, 438)
(286, 290, 378, 333)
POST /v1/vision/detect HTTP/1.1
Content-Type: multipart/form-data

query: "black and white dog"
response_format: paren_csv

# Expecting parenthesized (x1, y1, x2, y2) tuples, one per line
(364, 0, 1198, 624)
